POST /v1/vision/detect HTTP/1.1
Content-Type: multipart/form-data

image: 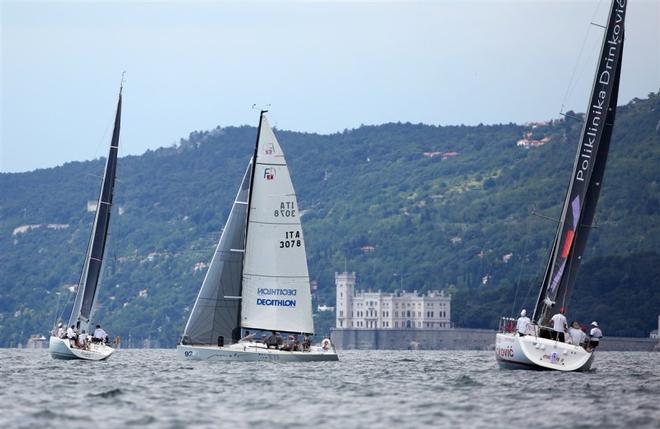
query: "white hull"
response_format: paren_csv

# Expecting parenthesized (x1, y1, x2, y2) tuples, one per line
(49, 336, 114, 361)
(495, 332, 593, 372)
(177, 341, 339, 362)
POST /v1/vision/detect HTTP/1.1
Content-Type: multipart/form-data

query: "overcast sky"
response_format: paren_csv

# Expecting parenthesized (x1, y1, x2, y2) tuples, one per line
(1, 0, 659, 173)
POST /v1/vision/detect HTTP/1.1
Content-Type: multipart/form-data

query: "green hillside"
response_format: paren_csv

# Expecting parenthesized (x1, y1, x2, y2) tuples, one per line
(1, 91, 659, 347)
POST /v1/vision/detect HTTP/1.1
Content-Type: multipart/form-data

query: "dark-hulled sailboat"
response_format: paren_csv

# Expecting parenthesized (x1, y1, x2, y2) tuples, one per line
(495, 0, 626, 371)
(49, 82, 123, 361)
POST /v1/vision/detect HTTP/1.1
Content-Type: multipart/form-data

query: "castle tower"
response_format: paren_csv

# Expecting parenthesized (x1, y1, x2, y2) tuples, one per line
(335, 272, 356, 329)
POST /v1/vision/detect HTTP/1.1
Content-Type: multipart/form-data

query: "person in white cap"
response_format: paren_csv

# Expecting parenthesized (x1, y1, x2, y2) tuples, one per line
(516, 309, 531, 336)
(588, 321, 603, 350)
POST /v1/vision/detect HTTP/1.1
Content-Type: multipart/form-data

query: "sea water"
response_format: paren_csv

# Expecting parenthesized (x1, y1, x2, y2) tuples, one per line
(0, 349, 657, 428)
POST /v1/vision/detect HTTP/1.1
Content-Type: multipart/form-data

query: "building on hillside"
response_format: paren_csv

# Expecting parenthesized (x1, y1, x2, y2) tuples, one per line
(335, 271, 451, 330)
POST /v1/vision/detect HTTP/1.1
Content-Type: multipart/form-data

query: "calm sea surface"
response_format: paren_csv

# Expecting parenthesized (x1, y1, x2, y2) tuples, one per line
(0, 349, 658, 429)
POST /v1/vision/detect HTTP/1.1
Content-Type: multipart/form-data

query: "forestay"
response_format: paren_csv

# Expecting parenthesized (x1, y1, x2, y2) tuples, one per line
(241, 115, 314, 334)
(182, 162, 252, 345)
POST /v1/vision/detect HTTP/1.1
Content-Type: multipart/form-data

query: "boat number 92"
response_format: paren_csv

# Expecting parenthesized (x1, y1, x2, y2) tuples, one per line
(274, 201, 296, 218)
(280, 230, 302, 248)
(184, 351, 193, 357)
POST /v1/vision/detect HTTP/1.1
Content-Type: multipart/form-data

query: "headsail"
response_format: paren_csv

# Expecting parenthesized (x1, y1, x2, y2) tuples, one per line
(240, 113, 314, 334)
(182, 162, 252, 345)
(69, 85, 122, 330)
(533, 0, 626, 324)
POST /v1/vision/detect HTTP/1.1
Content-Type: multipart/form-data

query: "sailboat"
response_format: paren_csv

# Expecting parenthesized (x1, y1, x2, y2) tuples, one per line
(177, 111, 338, 362)
(495, 0, 626, 371)
(49, 82, 123, 361)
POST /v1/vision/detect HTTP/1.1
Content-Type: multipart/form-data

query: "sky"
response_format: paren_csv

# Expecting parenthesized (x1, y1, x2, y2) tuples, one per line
(1, 0, 659, 173)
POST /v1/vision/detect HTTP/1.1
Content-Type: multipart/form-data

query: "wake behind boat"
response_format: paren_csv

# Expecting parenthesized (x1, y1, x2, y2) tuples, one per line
(496, 0, 626, 371)
(177, 111, 338, 362)
(49, 80, 123, 361)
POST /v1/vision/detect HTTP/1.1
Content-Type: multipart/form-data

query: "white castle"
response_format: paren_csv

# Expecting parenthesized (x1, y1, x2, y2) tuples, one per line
(335, 272, 451, 330)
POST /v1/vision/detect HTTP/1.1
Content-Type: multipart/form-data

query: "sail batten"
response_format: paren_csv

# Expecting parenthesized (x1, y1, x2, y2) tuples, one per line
(533, 0, 626, 324)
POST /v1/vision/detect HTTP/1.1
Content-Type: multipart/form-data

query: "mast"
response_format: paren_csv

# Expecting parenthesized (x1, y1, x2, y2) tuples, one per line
(244, 110, 267, 249)
(533, 0, 626, 324)
(68, 81, 123, 331)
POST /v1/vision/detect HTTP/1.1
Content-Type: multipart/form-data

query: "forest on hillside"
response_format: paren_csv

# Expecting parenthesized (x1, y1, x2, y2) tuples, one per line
(1, 91, 659, 347)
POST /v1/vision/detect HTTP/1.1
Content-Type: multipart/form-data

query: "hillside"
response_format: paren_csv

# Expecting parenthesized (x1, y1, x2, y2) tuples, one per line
(1, 91, 659, 347)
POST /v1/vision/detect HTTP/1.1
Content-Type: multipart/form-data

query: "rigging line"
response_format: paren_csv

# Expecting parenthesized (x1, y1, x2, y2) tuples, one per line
(560, 0, 605, 115)
(510, 215, 532, 317)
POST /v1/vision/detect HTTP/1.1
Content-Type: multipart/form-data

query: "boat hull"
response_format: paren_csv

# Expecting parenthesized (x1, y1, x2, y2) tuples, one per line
(49, 336, 114, 361)
(495, 332, 593, 372)
(177, 341, 339, 362)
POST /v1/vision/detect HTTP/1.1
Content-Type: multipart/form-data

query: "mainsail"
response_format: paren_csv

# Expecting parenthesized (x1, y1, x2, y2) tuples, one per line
(182, 162, 252, 345)
(533, 0, 626, 324)
(69, 84, 123, 330)
(240, 113, 315, 334)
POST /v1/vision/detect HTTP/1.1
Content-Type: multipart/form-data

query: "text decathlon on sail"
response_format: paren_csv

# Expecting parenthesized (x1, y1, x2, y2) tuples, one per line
(256, 288, 298, 307)
(576, 0, 624, 183)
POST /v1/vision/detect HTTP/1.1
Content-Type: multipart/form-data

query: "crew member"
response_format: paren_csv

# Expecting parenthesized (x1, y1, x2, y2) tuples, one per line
(66, 325, 78, 346)
(78, 330, 89, 349)
(588, 321, 603, 350)
(516, 309, 531, 336)
(52, 322, 65, 338)
(93, 324, 108, 343)
(568, 321, 586, 346)
(550, 307, 568, 342)
(302, 335, 312, 352)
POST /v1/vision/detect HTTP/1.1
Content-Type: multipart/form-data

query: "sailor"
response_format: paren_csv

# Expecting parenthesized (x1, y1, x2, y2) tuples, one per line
(78, 330, 88, 349)
(66, 325, 78, 346)
(93, 324, 108, 343)
(549, 307, 568, 342)
(568, 321, 587, 346)
(53, 322, 65, 338)
(265, 331, 281, 349)
(588, 321, 603, 350)
(516, 309, 531, 336)
(302, 334, 312, 352)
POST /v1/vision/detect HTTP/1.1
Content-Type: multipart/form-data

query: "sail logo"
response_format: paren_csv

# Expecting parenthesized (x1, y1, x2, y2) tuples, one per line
(264, 167, 276, 181)
(576, 0, 624, 183)
(257, 299, 296, 307)
(264, 143, 275, 155)
(257, 288, 297, 296)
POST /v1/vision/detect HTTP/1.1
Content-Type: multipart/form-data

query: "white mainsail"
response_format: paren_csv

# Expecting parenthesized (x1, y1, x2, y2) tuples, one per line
(240, 115, 314, 334)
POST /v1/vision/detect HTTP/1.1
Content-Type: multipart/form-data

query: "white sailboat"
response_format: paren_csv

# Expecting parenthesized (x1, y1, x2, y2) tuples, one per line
(178, 111, 338, 362)
(496, 0, 626, 371)
(49, 82, 123, 361)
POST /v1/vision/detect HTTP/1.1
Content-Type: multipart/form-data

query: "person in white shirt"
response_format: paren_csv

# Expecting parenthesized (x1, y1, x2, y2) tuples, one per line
(516, 309, 531, 336)
(52, 322, 64, 338)
(66, 325, 78, 347)
(588, 321, 603, 350)
(549, 307, 568, 342)
(93, 325, 108, 343)
(57, 323, 66, 339)
(78, 330, 88, 349)
(568, 321, 587, 347)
